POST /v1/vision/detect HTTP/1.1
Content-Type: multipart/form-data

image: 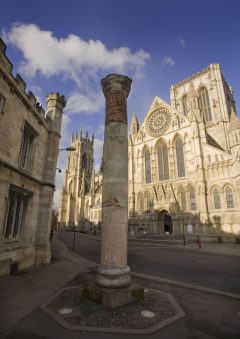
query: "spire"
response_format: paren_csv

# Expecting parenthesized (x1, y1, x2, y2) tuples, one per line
(92, 132, 94, 143)
(79, 127, 82, 139)
(229, 107, 240, 131)
(130, 112, 139, 135)
(186, 83, 199, 113)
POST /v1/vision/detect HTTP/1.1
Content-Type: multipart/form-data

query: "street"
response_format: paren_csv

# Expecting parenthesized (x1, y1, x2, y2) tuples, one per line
(59, 231, 240, 296)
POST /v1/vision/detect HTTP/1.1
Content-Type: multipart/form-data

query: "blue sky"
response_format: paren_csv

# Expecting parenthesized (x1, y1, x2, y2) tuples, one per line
(1, 0, 240, 207)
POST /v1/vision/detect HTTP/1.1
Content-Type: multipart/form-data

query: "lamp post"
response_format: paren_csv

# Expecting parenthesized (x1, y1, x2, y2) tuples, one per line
(57, 146, 76, 172)
(149, 199, 154, 234)
(58, 147, 76, 151)
(180, 216, 186, 246)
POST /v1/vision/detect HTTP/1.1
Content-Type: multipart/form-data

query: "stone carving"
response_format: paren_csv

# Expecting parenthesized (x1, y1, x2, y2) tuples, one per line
(102, 196, 120, 207)
(146, 108, 171, 137)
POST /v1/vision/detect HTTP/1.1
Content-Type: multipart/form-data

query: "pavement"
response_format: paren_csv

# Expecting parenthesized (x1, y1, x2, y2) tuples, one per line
(131, 237, 240, 257)
(0, 233, 240, 339)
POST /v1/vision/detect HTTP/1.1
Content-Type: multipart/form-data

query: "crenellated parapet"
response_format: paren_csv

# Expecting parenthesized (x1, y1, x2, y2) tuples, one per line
(71, 129, 94, 145)
(0, 37, 63, 127)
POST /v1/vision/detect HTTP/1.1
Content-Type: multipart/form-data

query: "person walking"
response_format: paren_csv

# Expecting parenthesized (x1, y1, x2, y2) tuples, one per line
(196, 236, 203, 249)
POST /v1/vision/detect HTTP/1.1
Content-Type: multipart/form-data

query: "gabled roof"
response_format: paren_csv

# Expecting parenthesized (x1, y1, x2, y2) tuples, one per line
(139, 96, 190, 135)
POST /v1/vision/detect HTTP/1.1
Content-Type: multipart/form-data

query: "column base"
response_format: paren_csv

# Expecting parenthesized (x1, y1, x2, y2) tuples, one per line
(96, 265, 131, 288)
(35, 248, 51, 266)
(83, 281, 144, 308)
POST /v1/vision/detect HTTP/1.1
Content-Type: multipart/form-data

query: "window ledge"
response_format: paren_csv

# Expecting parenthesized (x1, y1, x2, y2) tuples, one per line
(0, 240, 33, 253)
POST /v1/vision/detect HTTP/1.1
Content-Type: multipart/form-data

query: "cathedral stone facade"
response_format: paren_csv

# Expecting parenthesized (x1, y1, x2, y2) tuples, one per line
(58, 131, 102, 231)
(0, 38, 65, 275)
(59, 64, 240, 242)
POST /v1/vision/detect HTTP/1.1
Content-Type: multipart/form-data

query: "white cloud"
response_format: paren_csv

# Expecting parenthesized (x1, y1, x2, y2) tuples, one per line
(4, 23, 150, 85)
(94, 138, 104, 169)
(95, 124, 105, 138)
(67, 91, 103, 114)
(161, 56, 175, 67)
(179, 38, 185, 48)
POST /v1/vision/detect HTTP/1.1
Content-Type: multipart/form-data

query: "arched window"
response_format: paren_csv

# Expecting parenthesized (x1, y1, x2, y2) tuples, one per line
(176, 138, 185, 177)
(213, 188, 221, 209)
(144, 148, 152, 184)
(157, 143, 169, 181)
(82, 153, 87, 169)
(199, 87, 212, 122)
(182, 95, 187, 115)
(180, 188, 187, 212)
(225, 186, 234, 208)
(190, 187, 196, 211)
(69, 180, 73, 194)
(138, 194, 144, 214)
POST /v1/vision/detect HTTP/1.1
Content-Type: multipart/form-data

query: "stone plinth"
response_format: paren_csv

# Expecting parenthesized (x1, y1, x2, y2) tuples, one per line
(82, 282, 144, 308)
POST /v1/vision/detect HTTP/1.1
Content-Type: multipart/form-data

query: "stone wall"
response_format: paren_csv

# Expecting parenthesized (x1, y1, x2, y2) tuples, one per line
(0, 38, 65, 275)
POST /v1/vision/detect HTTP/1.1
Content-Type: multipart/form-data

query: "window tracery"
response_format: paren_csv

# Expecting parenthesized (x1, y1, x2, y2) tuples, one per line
(176, 138, 185, 177)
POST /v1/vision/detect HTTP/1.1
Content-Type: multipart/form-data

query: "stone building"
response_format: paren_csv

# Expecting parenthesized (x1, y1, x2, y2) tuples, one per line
(0, 38, 66, 275)
(59, 64, 240, 241)
(58, 131, 102, 231)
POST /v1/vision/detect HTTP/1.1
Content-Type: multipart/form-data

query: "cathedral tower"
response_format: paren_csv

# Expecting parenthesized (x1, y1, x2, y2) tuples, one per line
(58, 130, 94, 227)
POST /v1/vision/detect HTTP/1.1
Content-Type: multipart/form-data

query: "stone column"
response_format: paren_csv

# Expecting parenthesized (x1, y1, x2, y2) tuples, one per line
(97, 74, 132, 288)
(35, 93, 66, 265)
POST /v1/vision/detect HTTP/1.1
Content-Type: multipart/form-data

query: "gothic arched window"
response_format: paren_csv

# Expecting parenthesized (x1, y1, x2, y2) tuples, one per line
(180, 188, 187, 212)
(225, 186, 234, 208)
(157, 143, 169, 181)
(176, 138, 185, 177)
(182, 95, 187, 115)
(82, 153, 87, 169)
(190, 187, 196, 211)
(144, 148, 152, 184)
(213, 188, 221, 209)
(69, 181, 73, 195)
(199, 87, 212, 122)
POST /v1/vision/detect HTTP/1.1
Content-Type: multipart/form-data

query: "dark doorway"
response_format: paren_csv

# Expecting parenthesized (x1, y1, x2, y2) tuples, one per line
(164, 214, 172, 233)
(158, 210, 172, 234)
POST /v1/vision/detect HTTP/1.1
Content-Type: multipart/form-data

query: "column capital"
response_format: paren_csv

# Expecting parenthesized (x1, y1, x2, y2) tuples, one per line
(101, 74, 132, 98)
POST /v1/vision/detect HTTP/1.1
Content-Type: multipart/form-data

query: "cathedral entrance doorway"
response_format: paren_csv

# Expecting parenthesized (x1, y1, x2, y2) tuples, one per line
(158, 210, 172, 234)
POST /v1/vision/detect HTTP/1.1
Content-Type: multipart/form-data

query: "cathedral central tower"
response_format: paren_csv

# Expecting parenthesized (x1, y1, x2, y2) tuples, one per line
(58, 130, 94, 227)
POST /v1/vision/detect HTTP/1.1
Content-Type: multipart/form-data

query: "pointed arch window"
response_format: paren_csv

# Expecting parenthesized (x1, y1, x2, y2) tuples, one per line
(199, 87, 212, 122)
(144, 148, 152, 184)
(213, 188, 221, 209)
(182, 95, 187, 115)
(190, 187, 196, 211)
(82, 153, 87, 169)
(69, 181, 73, 194)
(176, 138, 185, 177)
(157, 143, 169, 181)
(225, 186, 234, 208)
(180, 188, 187, 212)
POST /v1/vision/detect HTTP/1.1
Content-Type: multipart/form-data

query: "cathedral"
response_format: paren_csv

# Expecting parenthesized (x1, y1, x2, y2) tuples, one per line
(58, 63, 240, 242)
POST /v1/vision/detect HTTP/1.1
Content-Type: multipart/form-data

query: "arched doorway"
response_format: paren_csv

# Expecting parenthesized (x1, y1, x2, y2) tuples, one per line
(158, 210, 172, 234)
